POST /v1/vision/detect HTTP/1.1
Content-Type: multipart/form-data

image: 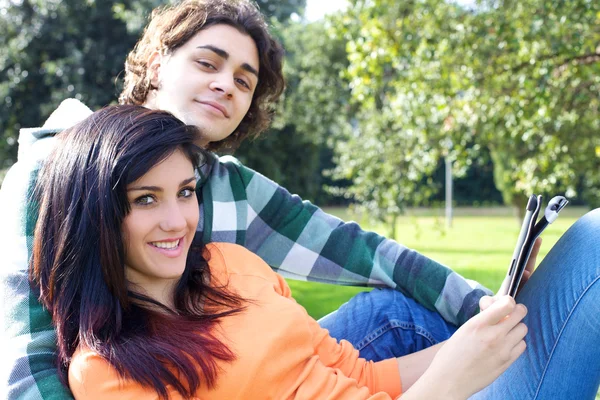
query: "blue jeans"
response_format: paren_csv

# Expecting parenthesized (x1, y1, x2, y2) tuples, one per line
(318, 287, 457, 361)
(319, 209, 600, 399)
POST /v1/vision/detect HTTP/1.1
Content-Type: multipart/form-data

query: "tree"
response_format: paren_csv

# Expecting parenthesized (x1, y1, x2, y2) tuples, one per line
(256, 0, 306, 21)
(235, 16, 353, 203)
(329, 0, 472, 234)
(459, 0, 600, 210)
(0, 0, 307, 173)
(0, 0, 161, 169)
(330, 0, 600, 227)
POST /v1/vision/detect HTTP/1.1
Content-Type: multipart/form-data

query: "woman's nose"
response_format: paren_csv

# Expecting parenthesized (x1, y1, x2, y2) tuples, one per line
(159, 202, 187, 232)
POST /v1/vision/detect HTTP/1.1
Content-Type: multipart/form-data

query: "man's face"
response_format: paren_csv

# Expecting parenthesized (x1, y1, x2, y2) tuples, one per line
(144, 24, 260, 147)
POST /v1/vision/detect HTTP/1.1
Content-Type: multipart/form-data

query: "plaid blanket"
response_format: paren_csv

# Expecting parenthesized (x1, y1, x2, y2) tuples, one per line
(0, 99, 491, 399)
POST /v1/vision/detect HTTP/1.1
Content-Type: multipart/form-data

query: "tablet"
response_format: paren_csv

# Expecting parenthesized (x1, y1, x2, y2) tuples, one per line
(498, 195, 568, 297)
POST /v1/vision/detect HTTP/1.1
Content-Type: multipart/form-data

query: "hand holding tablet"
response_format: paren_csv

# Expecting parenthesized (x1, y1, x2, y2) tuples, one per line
(498, 195, 569, 297)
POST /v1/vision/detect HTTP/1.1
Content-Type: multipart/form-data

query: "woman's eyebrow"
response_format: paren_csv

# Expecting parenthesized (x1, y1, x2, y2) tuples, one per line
(128, 185, 161, 192)
(127, 177, 195, 192)
(196, 45, 258, 77)
(180, 177, 196, 186)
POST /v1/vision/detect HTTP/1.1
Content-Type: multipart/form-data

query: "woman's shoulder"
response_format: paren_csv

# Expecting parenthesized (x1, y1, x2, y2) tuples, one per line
(68, 347, 120, 398)
(69, 347, 186, 399)
(205, 242, 274, 279)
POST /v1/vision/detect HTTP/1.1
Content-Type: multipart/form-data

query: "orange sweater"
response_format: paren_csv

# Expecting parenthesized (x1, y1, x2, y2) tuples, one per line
(68, 243, 403, 399)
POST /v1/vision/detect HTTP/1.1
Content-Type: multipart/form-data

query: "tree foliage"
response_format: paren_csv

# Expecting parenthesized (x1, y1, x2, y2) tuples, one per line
(0, 0, 158, 168)
(330, 0, 471, 229)
(331, 0, 600, 224)
(235, 16, 353, 203)
(0, 0, 308, 171)
(256, 0, 306, 21)
(462, 0, 600, 209)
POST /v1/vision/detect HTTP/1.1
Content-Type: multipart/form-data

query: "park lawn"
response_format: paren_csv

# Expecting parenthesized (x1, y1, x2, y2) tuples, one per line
(288, 206, 589, 320)
(288, 206, 600, 399)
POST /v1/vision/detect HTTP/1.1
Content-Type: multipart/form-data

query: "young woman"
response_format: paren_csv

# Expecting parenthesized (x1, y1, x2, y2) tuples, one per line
(31, 104, 528, 399)
(4, 2, 492, 398)
(3, 0, 600, 398)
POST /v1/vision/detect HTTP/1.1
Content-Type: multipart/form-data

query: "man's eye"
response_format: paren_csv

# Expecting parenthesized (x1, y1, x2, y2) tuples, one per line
(236, 78, 250, 89)
(197, 61, 216, 70)
(134, 195, 156, 205)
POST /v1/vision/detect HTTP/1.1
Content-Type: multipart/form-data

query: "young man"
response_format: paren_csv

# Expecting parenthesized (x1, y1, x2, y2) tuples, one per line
(0, 0, 491, 398)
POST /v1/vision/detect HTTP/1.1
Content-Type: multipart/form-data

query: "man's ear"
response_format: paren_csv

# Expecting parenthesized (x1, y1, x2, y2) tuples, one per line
(147, 51, 163, 88)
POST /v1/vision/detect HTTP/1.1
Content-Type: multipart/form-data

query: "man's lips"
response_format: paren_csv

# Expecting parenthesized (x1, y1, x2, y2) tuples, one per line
(196, 100, 229, 118)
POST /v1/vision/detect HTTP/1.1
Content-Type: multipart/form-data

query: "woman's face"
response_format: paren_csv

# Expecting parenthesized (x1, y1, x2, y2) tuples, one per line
(121, 149, 199, 300)
(144, 24, 260, 147)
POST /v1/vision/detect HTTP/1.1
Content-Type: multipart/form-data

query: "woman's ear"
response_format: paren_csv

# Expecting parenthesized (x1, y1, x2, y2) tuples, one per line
(146, 51, 163, 89)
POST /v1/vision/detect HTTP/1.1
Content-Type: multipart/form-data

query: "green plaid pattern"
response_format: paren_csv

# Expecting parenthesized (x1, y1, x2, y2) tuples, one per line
(0, 101, 491, 399)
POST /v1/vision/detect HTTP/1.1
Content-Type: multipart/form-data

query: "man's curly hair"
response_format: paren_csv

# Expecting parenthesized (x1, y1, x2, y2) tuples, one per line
(119, 0, 285, 151)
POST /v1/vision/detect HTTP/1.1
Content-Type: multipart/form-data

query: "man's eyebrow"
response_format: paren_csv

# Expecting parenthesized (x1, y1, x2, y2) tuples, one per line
(241, 62, 259, 78)
(197, 45, 259, 78)
(127, 177, 196, 192)
(198, 45, 229, 59)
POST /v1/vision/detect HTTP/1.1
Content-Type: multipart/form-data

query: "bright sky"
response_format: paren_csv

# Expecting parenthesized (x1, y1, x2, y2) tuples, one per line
(304, 0, 348, 21)
(304, 0, 477, 21)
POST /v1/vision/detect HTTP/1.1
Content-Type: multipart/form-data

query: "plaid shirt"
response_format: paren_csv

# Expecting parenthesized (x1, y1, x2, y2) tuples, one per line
(0, 100, 491, 399)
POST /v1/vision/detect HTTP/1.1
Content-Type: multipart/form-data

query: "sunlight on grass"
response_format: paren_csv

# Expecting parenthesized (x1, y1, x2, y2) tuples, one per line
(289, 206, 589, 320)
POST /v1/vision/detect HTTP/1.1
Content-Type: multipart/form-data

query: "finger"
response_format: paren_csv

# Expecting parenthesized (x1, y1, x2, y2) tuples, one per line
(504, 321, 528, 345)
(479, 295, 517, 325)
(525, 237, 542, 275)
(518, 238, 542, 293)
(517, 271, 531, 294)
(498, 304, 528, 332)
(497, 338, 528, 374)
(508, 340, 527, 364)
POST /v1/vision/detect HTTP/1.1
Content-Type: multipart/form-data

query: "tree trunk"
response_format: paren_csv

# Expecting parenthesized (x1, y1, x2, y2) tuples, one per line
(389, 214, 398, 241)
(512, 197, 525, 222)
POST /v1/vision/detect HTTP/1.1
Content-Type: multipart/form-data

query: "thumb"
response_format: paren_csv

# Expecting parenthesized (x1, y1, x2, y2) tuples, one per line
(479, 295, 495, 312)
(480, 295, 516, 325)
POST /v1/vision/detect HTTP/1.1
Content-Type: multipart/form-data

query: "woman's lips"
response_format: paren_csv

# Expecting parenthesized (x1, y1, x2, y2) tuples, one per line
(148, 237, 185, 258)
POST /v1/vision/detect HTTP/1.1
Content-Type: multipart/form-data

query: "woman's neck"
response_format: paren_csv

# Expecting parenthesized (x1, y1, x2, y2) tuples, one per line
(128, 280, 178, 313)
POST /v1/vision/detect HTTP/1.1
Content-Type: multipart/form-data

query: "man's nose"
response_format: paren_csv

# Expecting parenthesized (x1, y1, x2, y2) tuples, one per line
(209, 74, 234, 98)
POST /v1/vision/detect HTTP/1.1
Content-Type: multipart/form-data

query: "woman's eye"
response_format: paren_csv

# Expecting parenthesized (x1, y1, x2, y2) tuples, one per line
(179, 187, 195, 198)
(134, 195, 156, 206)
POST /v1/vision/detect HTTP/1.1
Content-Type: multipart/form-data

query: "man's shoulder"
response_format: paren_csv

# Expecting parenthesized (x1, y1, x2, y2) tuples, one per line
(0, 98, 93, 233)
(16, 98, 93, 162)
(201, 153, 258, 186)
(213, 153, 246, 173)
(210, 154, 277, 188)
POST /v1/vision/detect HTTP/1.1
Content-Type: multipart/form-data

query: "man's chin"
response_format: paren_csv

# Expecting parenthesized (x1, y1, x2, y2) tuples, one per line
(197, 132, 232, 148)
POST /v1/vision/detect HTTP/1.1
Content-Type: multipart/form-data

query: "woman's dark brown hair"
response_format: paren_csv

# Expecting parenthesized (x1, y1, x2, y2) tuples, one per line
(31, 105, 244, 399)
(119, 0, 285, 151)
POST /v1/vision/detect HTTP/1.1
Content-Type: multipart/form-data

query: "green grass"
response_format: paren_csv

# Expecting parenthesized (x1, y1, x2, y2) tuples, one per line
(289, 206, 600, 398)
(288, 206, 590, 320)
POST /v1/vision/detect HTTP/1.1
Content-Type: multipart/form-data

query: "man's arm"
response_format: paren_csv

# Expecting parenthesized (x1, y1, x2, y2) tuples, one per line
(1, 99, 91, 399)
(1, 153, 74, 400)
(199, 155, 492, 326)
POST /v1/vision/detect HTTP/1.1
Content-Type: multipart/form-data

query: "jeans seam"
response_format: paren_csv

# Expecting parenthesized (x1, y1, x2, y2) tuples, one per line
(355, 320, 438, 351)
(533, 275, 600, 400)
